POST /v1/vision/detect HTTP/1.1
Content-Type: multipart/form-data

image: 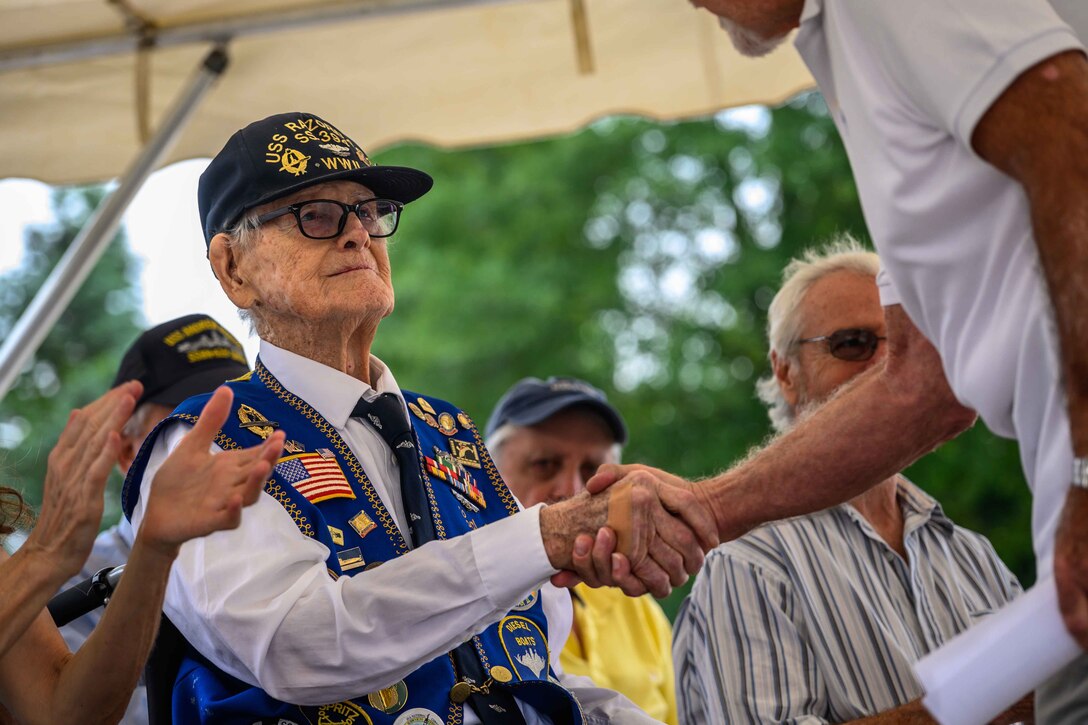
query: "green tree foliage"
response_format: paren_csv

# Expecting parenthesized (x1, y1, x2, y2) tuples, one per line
(0, 94, 1033, 618)
(0, 186, 143, 524)
(376, 94, 1032, 617)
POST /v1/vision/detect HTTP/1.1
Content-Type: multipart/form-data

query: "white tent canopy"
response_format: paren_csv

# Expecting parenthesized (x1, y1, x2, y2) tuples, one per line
(0, 0, 813, 399)
(0, 0, 812, 185)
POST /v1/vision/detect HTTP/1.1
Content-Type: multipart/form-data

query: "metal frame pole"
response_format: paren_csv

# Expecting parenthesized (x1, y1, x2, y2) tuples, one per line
(0, 46, 229, 402)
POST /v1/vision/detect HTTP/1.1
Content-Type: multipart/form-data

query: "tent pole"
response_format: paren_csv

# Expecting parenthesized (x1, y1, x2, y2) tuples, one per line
(0, 45, 229, 403)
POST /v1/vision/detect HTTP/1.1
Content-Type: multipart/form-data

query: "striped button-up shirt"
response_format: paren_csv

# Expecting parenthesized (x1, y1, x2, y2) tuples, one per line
(673, 480, 1021, 724)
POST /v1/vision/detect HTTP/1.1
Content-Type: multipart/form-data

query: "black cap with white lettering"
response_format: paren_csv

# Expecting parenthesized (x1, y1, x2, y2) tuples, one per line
(113, 314, 250, 408)
(198, 111, 433, 246)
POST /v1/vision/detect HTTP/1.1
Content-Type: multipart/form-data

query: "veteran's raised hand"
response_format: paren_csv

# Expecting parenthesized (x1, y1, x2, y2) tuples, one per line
(23, 381, 142, 580)
(139, 386, 284, 556)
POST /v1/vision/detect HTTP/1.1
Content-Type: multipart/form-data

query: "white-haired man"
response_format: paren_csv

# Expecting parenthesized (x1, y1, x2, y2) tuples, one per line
(672, 240, 1026, 724)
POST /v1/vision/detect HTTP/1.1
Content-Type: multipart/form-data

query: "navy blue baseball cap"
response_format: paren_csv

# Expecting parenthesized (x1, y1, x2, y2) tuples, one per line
(486, 376, 628, 444)
(198, 111, 433, 246)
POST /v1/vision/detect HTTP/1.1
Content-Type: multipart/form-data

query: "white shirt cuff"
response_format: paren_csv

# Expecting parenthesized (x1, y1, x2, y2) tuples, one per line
(471, 503, 556, 610)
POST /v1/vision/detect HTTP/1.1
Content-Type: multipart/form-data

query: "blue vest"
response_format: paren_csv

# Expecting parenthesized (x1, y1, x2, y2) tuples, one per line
(122, 360, 581, 725)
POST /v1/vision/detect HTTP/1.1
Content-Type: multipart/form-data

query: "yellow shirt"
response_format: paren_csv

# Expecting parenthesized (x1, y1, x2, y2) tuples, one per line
(560, 583, 678, 725)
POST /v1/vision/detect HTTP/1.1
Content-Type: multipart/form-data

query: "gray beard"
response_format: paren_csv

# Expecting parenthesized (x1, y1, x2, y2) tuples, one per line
(718, 16, 789, 58)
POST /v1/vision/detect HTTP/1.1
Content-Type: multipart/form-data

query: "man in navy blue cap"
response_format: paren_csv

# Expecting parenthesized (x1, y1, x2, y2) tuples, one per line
(488, 377, 678, 724)
(121, 111, 716, 724)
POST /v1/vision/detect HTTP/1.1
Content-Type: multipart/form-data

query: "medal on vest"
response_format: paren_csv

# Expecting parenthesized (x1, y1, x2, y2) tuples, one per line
(448, 439, 482, 469)
(237, 404, 278, 440)
(393, 708, 443, 725)
(349, 510, 377, 538)
(367, 680, 408, 714)
(436, 412, 458, 436)
(337, 547, 365, 571)
(425, 447, 486, 509)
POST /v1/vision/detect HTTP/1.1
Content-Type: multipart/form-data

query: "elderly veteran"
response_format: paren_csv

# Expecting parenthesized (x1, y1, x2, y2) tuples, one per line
(672, 239, 1027, 724)
(487, 377, 678, 725)
(121, 111, 715, 724)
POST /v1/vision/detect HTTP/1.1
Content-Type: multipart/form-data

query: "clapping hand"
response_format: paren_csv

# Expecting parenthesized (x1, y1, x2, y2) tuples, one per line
(139, 386, 284, 556)
(25, 381, 142, 579)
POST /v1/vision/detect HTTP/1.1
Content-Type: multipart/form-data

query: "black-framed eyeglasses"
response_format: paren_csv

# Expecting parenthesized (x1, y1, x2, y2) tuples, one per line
(797, 328, 886, 362)
(255, 198, 403, 240)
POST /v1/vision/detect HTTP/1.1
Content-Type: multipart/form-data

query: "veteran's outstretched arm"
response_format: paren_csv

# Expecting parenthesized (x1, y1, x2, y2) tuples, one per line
(970, 49, 1088, 648)
(0, 386, 284, 725)
(579, 305, 976, 588)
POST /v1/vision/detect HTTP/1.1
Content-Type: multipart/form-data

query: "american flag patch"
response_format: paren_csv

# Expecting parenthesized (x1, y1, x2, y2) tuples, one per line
(275, 453, 355, 504)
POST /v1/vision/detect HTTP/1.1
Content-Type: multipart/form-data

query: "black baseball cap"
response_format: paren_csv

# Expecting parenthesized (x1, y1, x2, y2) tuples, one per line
(113, 314, 250, 408)
(198, 111, 433, 246)
(485, 376, 628, 444)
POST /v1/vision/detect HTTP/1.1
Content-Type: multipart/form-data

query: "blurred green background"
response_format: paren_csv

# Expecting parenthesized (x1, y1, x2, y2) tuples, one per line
(0, 93, 1033, 614)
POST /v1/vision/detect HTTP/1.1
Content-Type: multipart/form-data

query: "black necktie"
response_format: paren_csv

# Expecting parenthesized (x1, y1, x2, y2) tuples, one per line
(351, 393, 528, 725)
(352, 393, 435, 546)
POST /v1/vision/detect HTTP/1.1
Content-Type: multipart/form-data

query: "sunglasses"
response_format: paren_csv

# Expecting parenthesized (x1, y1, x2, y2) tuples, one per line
(797, 328, 886, 362)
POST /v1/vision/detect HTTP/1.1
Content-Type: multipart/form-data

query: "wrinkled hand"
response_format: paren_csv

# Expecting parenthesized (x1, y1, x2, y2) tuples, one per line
(542, 465, 719, 598)
(1054, 486, 1088, 648)
(139, 387, 284, 556)
(25, 381, 142, 578)
(585, 462, 693, 495)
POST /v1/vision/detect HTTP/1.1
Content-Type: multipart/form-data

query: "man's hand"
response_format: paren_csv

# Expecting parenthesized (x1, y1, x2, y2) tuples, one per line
(139, 386, 285, 557)
(585, 462, 692, 495)
(541, 465, 719, 597)
(24, 380, 142, 579)
(1054, 486, 1088, 648)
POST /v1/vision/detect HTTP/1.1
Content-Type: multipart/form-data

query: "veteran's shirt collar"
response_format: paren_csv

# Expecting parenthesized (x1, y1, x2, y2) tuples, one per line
(257, 340, 407, 429)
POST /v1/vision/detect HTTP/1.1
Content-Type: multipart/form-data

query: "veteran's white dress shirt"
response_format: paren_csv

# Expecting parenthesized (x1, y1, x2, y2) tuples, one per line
(129, 340, 655, 724)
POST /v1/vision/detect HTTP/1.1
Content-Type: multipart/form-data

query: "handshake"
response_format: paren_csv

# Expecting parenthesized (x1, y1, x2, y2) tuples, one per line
(538, 464, 724, 598)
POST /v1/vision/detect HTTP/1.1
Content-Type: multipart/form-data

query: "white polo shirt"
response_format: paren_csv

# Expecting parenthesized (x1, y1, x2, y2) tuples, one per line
(793, 0, 1085, 564)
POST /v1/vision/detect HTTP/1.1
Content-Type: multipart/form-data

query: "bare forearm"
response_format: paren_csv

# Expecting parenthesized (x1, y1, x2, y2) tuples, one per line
(699, 306, 975, 541)
(48, 536, 174, 721)
(0, 547, 72, 657)
(1028, 176, 1088, 455)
